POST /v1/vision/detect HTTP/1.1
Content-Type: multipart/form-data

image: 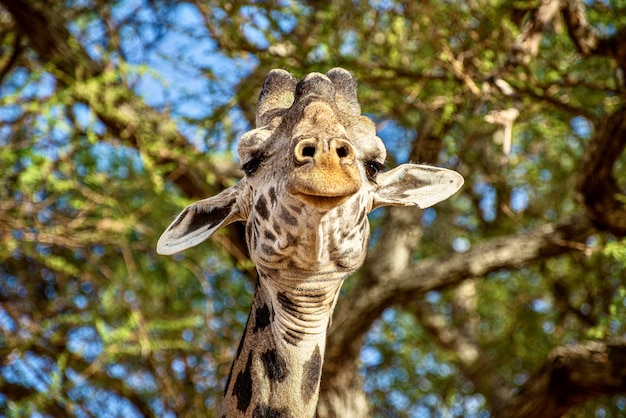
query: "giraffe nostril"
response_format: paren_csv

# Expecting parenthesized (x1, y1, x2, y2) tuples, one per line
(294, 139, 319, 163)
(333, 139, 355, 162)
(302, 146, 316, 158)
(294, 138, 355, 164)
(336, 146, 348, 159)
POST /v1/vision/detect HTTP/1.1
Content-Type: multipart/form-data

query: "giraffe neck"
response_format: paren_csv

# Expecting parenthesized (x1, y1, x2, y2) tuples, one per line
(219, 267, 346, 418)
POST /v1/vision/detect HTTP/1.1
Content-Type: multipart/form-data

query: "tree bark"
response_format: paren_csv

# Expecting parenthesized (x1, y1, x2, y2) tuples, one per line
(316, 358, 370, 418)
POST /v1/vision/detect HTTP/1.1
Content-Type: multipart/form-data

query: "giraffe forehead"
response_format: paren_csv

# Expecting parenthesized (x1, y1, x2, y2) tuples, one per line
(291, 101, 345, 138)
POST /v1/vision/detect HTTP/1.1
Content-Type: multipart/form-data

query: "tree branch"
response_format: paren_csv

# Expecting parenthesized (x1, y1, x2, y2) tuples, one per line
(509, 0, 562, 65)
(562, 0, 599, 55)
(562, 0, 626, 70)
(0, 30, 24, 87)
(510, 0, 626, 73)
(577, 104, 626, 235)
(495, 340, 626, 418)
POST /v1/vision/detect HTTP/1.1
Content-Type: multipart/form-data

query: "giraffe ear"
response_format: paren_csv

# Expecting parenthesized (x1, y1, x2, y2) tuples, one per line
(372, 164, 464, 211)
(157, 184, 245, 255)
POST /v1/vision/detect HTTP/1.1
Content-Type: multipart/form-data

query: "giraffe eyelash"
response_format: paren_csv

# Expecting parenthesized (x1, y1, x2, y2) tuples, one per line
(242, 155, 264, 176)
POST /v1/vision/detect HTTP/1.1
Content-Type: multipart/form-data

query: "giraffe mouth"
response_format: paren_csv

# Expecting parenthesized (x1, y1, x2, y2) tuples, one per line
(286, 163, 361, 210)
(290, 192, 351, 210)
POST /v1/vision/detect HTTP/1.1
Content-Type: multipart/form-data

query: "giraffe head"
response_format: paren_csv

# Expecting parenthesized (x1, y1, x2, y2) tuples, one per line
(157, 68, 463, 273)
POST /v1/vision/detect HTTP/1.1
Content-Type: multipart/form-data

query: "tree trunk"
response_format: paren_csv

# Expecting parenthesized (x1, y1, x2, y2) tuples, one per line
(317, 358, 370, 418)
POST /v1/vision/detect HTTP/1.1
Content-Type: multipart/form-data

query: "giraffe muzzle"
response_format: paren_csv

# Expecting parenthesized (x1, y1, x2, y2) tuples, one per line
(287, 137, 361, 209)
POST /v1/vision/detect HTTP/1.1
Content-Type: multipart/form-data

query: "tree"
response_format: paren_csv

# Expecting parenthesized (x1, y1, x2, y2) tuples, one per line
(1, 0, 625, 417)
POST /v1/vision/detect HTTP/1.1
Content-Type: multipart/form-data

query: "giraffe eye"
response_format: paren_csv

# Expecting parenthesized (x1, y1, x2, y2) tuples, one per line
(365, 160, 384, 180)
(242, 156, 263, 176)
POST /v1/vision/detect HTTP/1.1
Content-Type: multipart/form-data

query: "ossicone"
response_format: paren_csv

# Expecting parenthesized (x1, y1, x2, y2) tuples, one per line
(256, 69, 297, 127)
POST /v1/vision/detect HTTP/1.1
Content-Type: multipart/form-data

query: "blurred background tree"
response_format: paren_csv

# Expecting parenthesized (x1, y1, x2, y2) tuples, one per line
(1, 0, 626, 417)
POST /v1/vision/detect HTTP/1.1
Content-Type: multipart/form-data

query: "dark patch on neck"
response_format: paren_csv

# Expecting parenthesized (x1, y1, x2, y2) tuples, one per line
(356, 207, 366, 226)
(301, 345, 322, 403)
(277, 292, 305, 320)
(268, 186, 277, 205)
(300, 291, 328, 299)
(279, 207, 298, 226)
(246, 220, 256, 248)
(259, 268, 279, 281)
(272, 220, 283, 235)
(233, 352, 254, 414)
(252, 404, 293, 418)
(284, 329, 304, 346)
(253, 303, 272, 333)
(255, 194, 270, 220)
(285, 232, 298, 246)
(288, 203, 303, 214)
(264, 229, 276, 241)
(261, 243, 277, 257)
(261, 349, 289, 382)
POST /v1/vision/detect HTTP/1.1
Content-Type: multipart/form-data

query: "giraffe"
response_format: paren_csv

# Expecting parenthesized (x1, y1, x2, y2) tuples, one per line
(157, 68, 464, 418)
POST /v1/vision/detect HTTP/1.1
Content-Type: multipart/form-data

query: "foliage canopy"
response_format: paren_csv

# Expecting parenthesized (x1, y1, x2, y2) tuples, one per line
(1, 0, 626, 417)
